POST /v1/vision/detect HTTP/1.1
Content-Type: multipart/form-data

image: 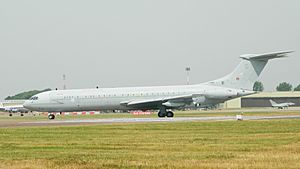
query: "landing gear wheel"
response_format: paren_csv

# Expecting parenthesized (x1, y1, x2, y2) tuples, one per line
(158, 111, 165, 118)
(9, 114, 12, 117)
(20, 113, 24, 117)
(166, 111, 174, 118)
(48, 114, 55, 120)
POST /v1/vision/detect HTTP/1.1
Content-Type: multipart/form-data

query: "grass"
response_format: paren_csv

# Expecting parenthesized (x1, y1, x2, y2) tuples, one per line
(0, 119, 300, 169)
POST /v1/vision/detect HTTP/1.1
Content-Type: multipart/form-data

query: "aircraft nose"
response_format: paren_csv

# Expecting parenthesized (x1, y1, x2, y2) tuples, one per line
(23, 100, 33, 109)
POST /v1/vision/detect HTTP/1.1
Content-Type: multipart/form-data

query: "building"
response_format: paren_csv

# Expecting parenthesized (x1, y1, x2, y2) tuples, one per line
(0, 100, 27, 107)
(224, 92, 300, 109)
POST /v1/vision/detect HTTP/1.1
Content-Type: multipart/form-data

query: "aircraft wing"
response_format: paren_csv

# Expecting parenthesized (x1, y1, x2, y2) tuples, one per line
(120, 94, 205, 108)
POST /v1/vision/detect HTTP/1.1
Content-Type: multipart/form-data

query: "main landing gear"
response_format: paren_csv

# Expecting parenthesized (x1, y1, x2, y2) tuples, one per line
(48, 114, 55, 120)
(158, 107, 174, 118)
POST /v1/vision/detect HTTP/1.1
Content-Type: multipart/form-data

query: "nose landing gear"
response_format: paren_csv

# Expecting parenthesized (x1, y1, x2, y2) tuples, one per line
(48, 114, 55, 120)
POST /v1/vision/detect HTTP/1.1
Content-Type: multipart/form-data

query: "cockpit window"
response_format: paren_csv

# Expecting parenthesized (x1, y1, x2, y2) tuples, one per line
(30, 96, 39, 100)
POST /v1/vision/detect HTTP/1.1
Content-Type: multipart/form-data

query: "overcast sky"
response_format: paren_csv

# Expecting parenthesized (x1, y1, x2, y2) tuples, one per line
(0, 0, 299, 100)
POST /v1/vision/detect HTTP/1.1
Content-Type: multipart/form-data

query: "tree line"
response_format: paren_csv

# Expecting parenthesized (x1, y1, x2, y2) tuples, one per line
(5, 89, 52, 100)
(253, 81, 300, 92)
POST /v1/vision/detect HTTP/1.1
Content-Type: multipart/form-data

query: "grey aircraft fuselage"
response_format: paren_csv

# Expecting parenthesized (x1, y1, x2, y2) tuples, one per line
(269, 99, 296, 109)
(24, 84, 252, 112)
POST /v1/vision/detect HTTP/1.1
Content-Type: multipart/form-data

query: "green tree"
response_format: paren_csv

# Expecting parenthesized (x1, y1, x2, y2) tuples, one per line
(253, 81, 264, 92)
(294, 84, 300, 91)
(276, 82, 293, 91)
(5, 88, 51, 100)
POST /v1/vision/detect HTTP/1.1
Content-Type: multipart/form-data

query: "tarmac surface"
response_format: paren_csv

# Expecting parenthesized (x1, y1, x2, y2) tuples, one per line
(0, 115, 297, 127)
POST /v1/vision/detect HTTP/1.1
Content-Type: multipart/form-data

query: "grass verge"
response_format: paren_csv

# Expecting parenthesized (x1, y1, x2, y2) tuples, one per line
(0, 119, 300, 169)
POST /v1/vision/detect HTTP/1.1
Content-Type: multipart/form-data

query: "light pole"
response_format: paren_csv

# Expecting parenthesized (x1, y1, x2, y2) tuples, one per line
(63, 74, 66, 90)
(185, 67, 191, 85)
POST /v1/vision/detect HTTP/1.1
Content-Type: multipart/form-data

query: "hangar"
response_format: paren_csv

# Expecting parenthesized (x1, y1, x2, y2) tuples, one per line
(224, 92, 300, 109)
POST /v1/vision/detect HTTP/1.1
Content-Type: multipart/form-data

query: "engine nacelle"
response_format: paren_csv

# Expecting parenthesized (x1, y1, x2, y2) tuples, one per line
(192, 96, 206, 105)
(205, 89, 238, 99)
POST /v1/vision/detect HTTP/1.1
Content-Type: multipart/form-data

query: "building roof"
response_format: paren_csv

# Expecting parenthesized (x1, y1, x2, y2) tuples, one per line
(244, 91, 300, 98)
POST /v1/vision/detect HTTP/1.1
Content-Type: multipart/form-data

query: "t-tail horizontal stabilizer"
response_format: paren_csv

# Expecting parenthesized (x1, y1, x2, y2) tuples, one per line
(240, 51, 293, 61)
(207, 51, 293, 90)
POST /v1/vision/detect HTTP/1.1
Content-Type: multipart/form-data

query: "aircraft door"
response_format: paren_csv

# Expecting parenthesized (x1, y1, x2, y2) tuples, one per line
(75, 96, 80, 109)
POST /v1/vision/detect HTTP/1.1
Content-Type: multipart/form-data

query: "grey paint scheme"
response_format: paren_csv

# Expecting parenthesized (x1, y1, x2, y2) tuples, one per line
(269, 99, 295, 108)
(23, 51, 292, 113)
(25, 85, 250, 112)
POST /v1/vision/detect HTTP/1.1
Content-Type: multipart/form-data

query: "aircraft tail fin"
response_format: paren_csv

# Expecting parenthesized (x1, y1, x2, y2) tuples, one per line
(269, 99, 277, 106)
(206, 51, 293, 90)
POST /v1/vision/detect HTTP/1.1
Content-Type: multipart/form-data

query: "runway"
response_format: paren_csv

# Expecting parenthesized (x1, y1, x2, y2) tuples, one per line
(17, 115, 300, 126)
